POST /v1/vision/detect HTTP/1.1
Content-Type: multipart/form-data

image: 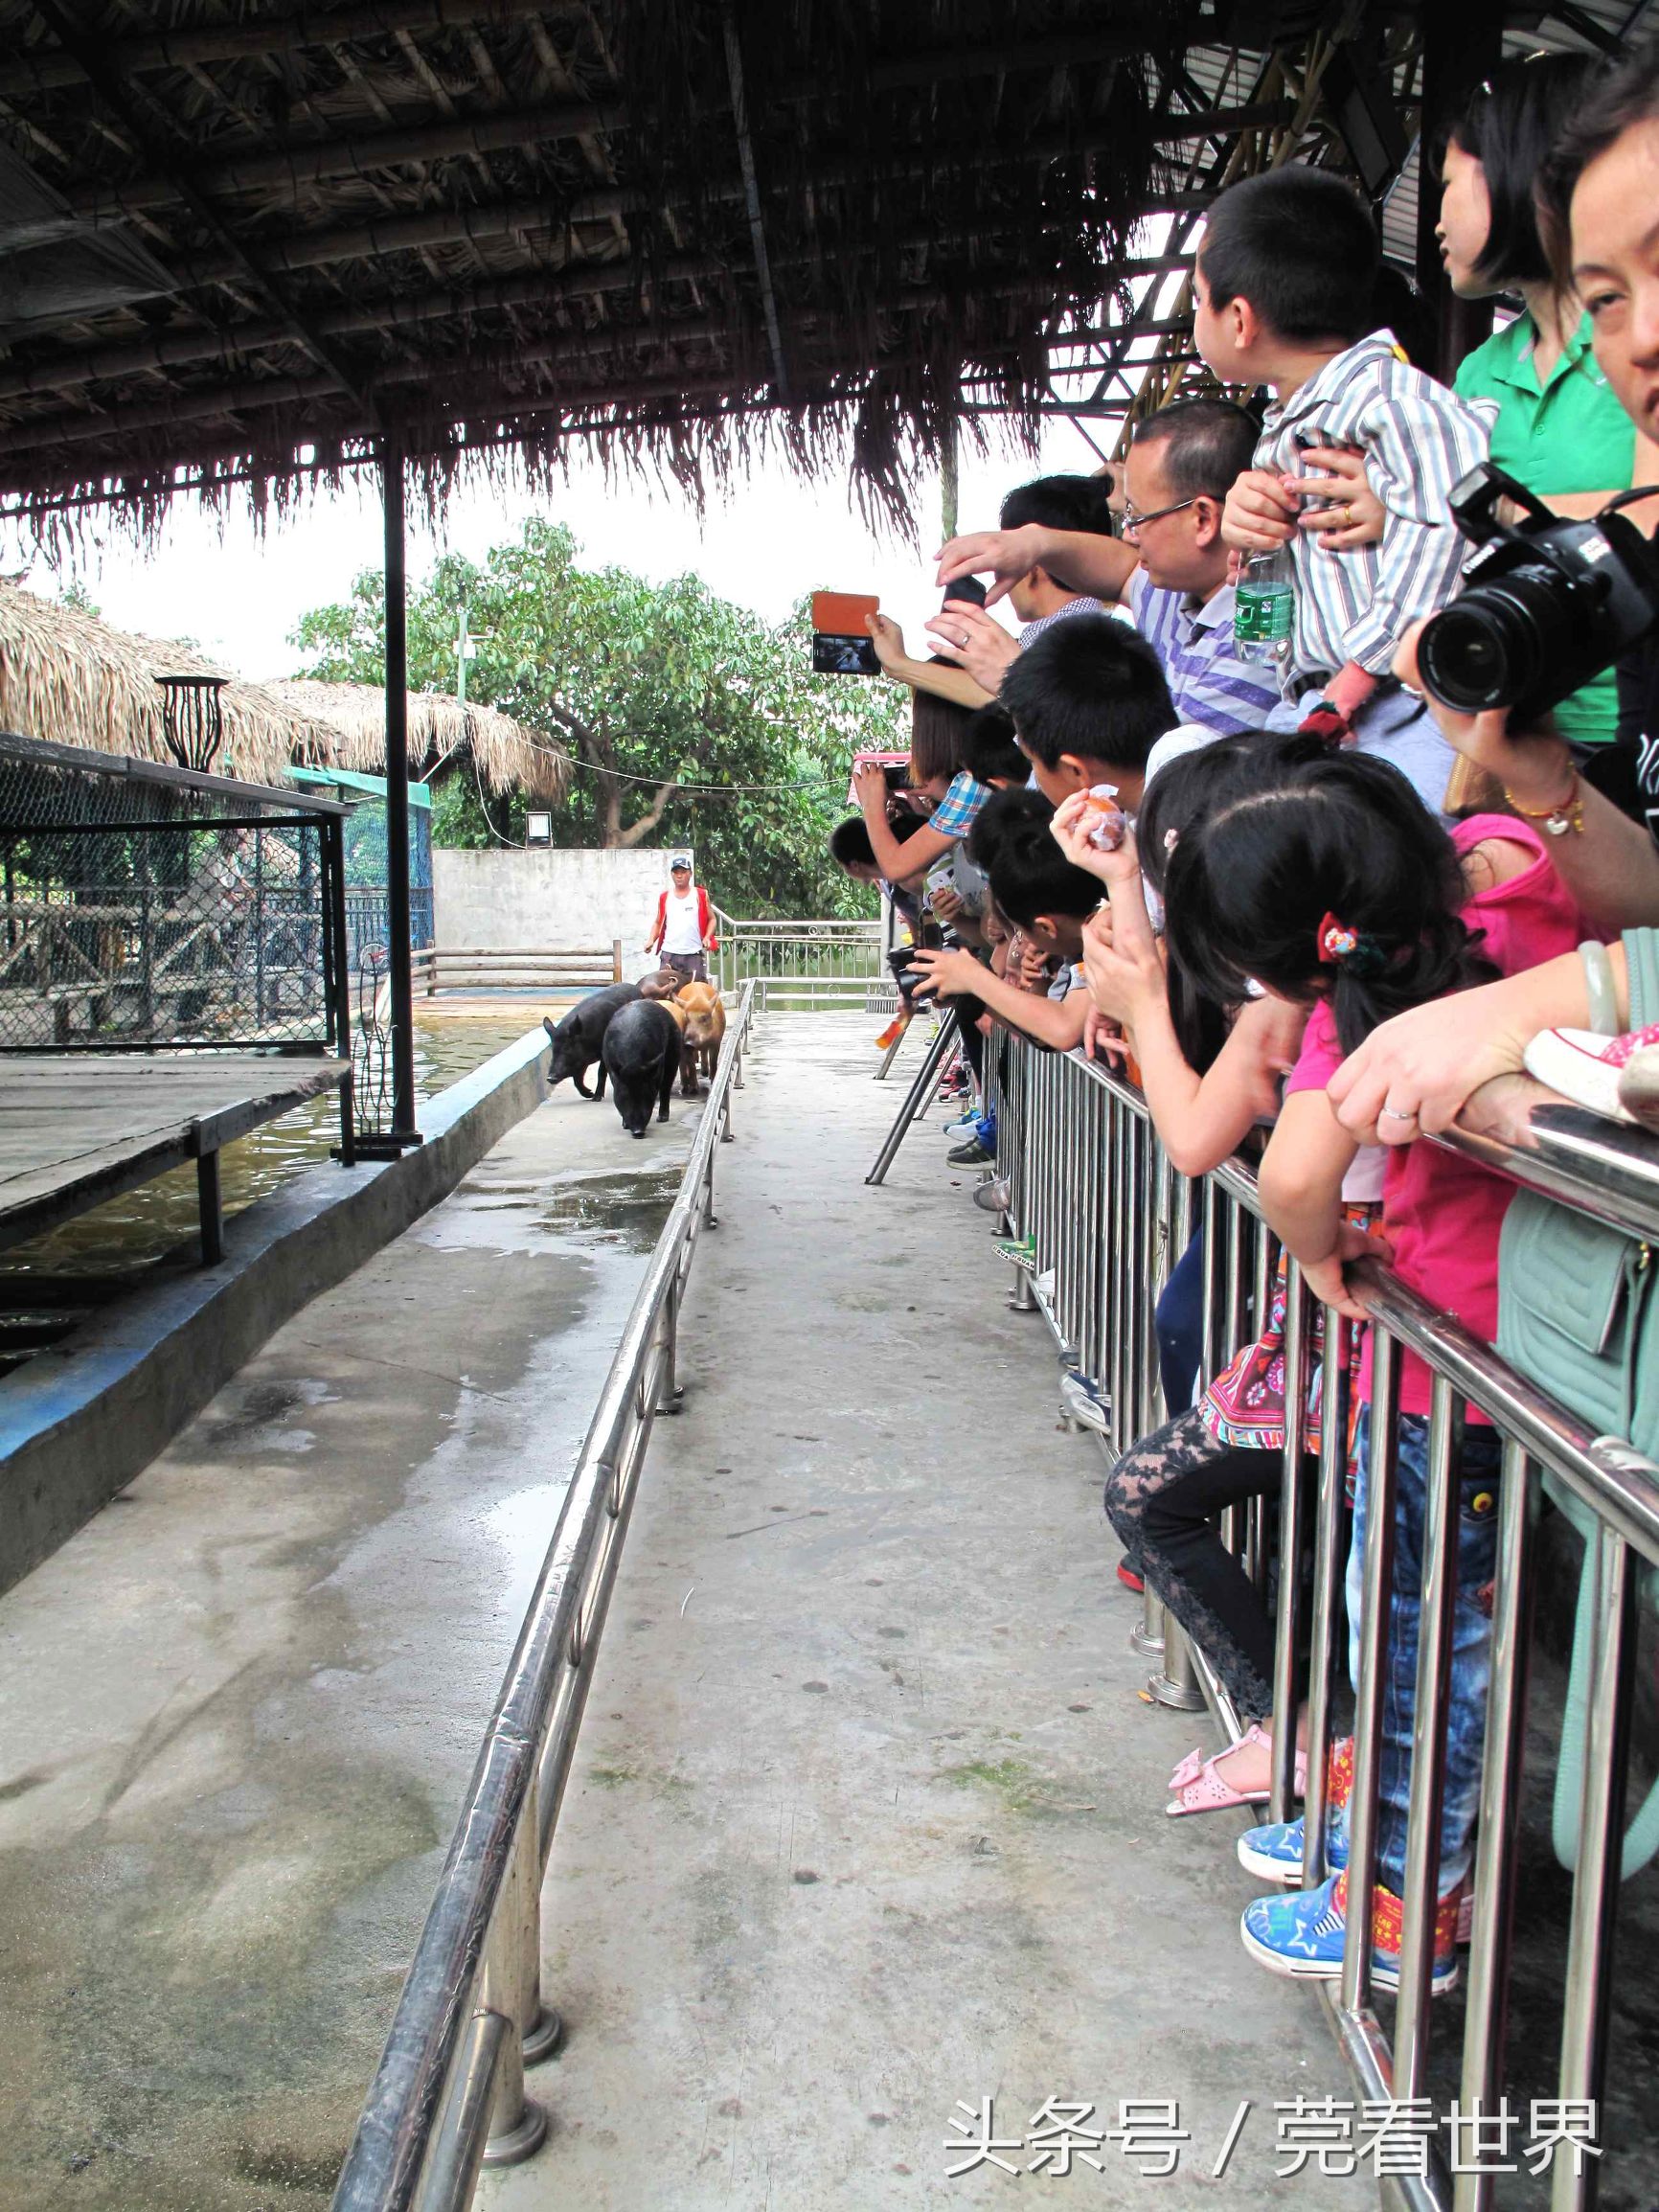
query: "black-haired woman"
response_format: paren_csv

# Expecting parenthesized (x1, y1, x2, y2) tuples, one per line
(1439, 52, 1635, 756)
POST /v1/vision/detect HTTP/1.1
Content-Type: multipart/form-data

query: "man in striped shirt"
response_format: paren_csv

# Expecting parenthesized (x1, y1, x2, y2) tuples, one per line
(933, 400, 1283, 737)
(1195, 165, 1491, 814)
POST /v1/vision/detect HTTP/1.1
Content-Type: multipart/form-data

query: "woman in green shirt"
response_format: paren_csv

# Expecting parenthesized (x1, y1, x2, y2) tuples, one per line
(1439, 51, 1635, 751)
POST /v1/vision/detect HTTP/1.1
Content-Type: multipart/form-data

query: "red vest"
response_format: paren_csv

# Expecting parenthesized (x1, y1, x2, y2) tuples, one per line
(651, 883, 715, 949)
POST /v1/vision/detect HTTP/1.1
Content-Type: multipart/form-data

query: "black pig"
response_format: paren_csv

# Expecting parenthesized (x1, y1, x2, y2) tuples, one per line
(601, 998, 683, 1137)
(542, 982, 641, 1099)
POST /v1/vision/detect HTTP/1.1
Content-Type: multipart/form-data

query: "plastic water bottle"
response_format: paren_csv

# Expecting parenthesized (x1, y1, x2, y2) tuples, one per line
(1234, 546, 1295, 666)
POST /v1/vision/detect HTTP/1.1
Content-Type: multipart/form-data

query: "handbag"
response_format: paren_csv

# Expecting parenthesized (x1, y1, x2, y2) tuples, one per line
(1495, 925, 1659, 1880)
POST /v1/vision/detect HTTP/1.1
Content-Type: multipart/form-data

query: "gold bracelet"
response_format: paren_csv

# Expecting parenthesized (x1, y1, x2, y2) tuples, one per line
(1504, 773, 1584, 837)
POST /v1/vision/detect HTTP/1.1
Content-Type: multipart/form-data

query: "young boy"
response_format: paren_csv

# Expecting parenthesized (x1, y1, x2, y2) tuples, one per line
(1193, 167, 1489, 814)
(908, 791, 1103, 1053)
(996, 614, 1176, 813)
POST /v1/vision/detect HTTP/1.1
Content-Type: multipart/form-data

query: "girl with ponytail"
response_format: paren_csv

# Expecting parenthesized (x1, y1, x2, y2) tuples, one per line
(1160, 746, 1583, 1993)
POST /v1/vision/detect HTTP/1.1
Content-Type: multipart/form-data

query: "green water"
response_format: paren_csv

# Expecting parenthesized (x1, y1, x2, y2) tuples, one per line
(0, 1018, 536, 1280)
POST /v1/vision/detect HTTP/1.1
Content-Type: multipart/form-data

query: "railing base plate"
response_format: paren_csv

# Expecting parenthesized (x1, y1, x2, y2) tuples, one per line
(483, 2099, 550, 2167)
(1145, 1669, 1207, 1713)
(523, 2006, 564, 2065)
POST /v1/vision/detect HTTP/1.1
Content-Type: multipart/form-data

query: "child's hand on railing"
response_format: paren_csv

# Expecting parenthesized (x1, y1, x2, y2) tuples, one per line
(1300, 1220, 1394, 1323)
(1082, 1004, 1129, 1065)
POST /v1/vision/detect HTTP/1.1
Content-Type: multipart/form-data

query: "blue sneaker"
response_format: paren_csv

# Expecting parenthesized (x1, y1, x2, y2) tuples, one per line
(975, 1110, 997, 1152)
(941, 1109, 980, 1139)
(1237, 1813, 1349, 1886)
(1239, 1872, 1460, 1995)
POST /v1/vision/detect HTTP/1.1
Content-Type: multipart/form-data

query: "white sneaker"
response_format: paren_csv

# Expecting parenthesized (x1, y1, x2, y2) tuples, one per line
(1059, 1371, 1111, 1434)
(1523, 1022, 1659, 1128)
(942, 1109, 981, 1138)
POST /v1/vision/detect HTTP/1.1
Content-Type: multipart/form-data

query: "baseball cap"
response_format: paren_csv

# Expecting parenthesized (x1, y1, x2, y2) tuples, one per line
(670, 854, 692, 870)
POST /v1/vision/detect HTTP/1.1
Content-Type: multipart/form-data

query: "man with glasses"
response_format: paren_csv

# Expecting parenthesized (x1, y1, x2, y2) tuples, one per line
(932, 401, 1283, 736)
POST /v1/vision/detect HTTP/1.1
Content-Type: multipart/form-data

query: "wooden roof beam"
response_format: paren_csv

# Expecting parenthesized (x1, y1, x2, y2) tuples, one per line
(69, 97, 623, 219)
(3, 211, 1163, 402)
(63, 80, 1252, 223)
(27, 0, 377, 422)
(0, 0, 588, 100)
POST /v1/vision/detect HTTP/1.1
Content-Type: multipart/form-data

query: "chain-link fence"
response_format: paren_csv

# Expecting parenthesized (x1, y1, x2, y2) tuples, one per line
(0, 734, 352, 1085)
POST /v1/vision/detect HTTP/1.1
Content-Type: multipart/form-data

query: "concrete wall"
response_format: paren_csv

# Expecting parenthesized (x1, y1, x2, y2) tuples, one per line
(432, 845, 693, 954)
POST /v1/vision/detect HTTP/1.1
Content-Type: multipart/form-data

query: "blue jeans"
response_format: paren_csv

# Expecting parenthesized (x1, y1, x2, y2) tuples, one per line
(1156, 1225, 1205, 1416)
(1346, 1408, 1503, 1896)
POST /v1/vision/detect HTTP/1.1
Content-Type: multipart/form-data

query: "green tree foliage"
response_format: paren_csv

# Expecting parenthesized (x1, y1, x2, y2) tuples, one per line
(288, 518, 907, 919)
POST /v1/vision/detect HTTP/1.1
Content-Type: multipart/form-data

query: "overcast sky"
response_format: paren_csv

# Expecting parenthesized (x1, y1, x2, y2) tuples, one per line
(1, 415, 1106, 686)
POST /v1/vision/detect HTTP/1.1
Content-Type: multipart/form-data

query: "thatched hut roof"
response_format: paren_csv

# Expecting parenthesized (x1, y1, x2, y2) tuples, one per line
(0, 576, 341, 785)
(0, 582, 568, 798)
(0, 0, 1193, 537)
(270, 678, 568, 800)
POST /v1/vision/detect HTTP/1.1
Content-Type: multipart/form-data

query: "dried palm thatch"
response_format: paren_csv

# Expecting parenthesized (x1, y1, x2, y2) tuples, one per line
(270, 678, 568, 799)
(0, 576, 343, 785)
(0, 0, 1197, 542)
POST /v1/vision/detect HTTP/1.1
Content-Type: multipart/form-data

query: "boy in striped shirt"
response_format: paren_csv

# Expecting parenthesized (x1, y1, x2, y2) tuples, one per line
(1193, 167, 1490, 815)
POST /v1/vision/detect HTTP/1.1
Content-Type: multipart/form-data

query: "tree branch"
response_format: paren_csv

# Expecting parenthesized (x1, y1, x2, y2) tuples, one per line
(617, 779, 680, 846)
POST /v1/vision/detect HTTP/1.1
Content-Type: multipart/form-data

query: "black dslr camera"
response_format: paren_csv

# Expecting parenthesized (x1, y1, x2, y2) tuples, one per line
(887, 921, 943, 999)
(1417, 463, 1659, 724)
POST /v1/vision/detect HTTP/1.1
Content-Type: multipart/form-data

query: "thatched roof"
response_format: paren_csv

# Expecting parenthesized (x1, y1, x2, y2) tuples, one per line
(270, 678, 568, 799)
(0, 0, 1194, 536)
(0, 576, 342, 784)
(0, 582, 567, 797)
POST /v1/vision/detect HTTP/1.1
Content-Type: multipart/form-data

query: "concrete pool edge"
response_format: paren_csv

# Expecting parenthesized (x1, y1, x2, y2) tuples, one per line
(0, 1026, 550, 1596)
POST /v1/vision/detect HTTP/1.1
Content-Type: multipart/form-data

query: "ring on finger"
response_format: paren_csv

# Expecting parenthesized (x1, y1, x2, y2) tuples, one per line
(1378, 1101, 1418, 1124)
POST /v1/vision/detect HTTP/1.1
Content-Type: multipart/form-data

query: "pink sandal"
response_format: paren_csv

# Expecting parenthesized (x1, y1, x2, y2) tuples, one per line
(1166, 1724, 1307, 1818)
(1168, 1746, 1208, 1793)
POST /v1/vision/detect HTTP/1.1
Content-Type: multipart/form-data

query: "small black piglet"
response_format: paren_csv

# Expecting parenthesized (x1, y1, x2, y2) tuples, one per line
(542, 981, 642, 1099)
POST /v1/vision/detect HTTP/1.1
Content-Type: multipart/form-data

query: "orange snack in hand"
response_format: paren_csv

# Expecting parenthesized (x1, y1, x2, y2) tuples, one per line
(1080, 782, 1126, 853)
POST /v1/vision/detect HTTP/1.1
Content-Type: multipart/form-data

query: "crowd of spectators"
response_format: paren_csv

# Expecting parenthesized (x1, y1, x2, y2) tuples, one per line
(824, 40, 1659, 1997)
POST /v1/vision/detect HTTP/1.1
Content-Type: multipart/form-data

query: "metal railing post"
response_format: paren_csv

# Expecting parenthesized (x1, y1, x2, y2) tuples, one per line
(1392, 1375, 1462, 2098)
(1264, 1261, 1311, 1826)
(1552, 1522, 1636, 2212)
(478, 1779, 549, 2167)
(657, 1276, 683, 1414)
(1340, 1328, 1400, 2018)
(414, 2011, 507, 2212)
(1455, 1439, 1536, 2212)
(1300, 1308, 1351, 1889)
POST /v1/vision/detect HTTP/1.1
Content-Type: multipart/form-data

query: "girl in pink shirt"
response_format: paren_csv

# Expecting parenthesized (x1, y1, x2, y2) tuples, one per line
(1162, 743, 1582, 1995)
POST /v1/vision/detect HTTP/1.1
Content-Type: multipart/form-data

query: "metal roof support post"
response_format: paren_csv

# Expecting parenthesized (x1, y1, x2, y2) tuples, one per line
(382, 430, 422, 1152)
(1416, 0, 1501, 384)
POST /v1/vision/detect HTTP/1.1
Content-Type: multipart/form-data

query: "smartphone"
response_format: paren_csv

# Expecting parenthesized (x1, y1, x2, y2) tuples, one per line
(810, 590, 880, 677)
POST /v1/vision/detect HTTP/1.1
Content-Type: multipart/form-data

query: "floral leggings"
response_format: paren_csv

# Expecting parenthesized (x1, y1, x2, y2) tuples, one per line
(1103, 1406, 1299, 1718)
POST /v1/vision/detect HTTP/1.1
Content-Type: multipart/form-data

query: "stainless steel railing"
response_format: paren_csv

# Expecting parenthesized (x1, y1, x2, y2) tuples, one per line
(984, 1034, 1659, 2212)
(711, 905, 888, 1008)
(330, 981, 755, 2212)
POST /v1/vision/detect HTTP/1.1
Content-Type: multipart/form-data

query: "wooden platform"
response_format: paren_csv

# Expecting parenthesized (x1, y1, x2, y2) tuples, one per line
(0, 1052, 348, 1264)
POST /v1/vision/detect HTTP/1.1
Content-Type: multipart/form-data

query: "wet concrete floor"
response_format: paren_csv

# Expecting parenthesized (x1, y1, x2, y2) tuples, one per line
(0, 1058, 703, 2210)
(484, 1015, 1368, 2212)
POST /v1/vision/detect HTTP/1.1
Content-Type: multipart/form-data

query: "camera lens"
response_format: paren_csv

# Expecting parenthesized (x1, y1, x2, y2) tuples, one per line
(1418, 563, 1572, 713)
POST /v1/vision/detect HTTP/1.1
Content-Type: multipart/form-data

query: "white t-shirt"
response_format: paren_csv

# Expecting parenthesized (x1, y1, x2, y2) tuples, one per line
(662, 884, 704, 954)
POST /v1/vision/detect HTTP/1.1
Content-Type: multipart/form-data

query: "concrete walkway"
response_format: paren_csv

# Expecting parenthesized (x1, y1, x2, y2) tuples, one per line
(0, 1060, 705, 2212)
(486, 1015, 1364, 2212)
